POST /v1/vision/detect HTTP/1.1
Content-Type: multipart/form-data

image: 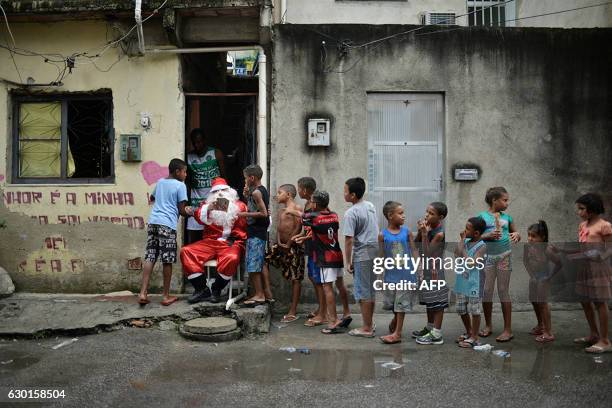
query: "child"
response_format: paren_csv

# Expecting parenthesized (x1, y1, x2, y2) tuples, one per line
(414, 202, 449, 345)
(478, 187, 520, 343)
(454, 217, 487, 348)
(344, 177, 379, 338)
(139, 158, 193, 306)
(564, 193, 611, 353)
(292, 178, 352, 327)
(379, 201, 419, 344)
(265, 184, 304, 323)
(239, 164, 270, 306)
(302, 191, 345, 334)
(186, 128, 225, 244)
(524, 220, 562, 343)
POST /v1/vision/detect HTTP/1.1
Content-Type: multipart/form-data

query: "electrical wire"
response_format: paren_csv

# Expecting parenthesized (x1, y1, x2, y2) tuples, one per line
(504, 1, 612, 23)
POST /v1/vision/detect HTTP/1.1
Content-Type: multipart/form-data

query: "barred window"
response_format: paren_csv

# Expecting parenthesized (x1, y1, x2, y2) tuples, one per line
(467, 0, 515, 27)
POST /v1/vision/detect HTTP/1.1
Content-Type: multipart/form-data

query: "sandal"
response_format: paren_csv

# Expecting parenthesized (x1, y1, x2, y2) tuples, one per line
(529, 326, 543, 336)
(459, 338, 481, 348)
(535, 334, 555, 343)
(380, 335, 402, 344)
(321, 326, 346, 334)
(304, 318, 327, 327)
(241, 299, 266, 307)
(585, 344, 612, 354)
(160, 296, 178, 306)
(280, 314, 298, 323)
(338, 316, 353, 328)
(348, 328, 375, 338)
(478, 328, 492, 338)
(496, 334, 514, 343)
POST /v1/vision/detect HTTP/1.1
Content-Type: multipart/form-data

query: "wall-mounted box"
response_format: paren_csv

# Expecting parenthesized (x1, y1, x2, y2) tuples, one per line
(120, 134, 142, 162)
(308, 118, 331, 146)
(454, 168, 479, 181)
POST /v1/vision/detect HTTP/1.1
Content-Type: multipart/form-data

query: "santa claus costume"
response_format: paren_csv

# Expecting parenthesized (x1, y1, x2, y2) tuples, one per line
(180, 177, 247, 303)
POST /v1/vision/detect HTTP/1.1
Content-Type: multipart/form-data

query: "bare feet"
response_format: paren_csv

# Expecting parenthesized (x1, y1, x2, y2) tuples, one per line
(479, 327, 492, 337)
(380, 333, 402, 344)
(496, 331, 514, 342)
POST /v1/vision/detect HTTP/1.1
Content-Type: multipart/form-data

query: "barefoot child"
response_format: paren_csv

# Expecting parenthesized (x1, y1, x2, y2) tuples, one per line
(239, 165, 270, 306)
(414, 202, 449, 345)
(524, 220, 562, 343)
(344, 177, 380, 338)
(479, 187, 520, 343)
(302, 191, 346, 334)
(379, 201, 419, 344)
(265, 184, 304, 323)
(565, 193, 611, 353)
(139, 159, 193, 306)
(454, 217, 487, 348)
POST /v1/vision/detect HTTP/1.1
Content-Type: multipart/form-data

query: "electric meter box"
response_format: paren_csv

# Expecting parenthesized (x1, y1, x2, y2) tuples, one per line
(308, 118, 331, 146)
(120, 134, 142, 162)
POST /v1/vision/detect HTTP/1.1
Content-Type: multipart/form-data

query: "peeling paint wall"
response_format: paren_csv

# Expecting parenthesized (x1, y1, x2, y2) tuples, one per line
(0, 21, 185, 293)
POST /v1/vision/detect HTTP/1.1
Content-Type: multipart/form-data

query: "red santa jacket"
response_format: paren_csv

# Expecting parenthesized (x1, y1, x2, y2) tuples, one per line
(194, 200, 248, 242)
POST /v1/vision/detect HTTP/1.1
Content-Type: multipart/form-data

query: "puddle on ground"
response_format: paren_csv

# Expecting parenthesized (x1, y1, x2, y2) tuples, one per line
(149, 345, 611, 385)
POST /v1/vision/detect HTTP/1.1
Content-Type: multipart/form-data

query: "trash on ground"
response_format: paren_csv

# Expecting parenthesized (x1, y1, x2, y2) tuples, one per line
(52, 338, 78, 350)
(364, 384, 375, 388)
(286, 358, 292, 361)
(0, 360, 13, 365)
(288, 367, 302, 372)
(473, 344, 493, 352)
(279, 347, 311, 354)
(492, 350, 511, 358)
(273, 323, 288, 329)
(130, 319, 153, 328)
(593, 357, 603, 364)
(381, 362, 404, 370)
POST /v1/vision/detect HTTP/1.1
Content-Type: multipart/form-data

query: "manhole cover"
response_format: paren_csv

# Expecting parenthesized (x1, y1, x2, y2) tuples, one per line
(182, 317, 237, 335)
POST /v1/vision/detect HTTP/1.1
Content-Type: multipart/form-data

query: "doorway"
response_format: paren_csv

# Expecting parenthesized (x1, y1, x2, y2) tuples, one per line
(367, 93, 445, 229)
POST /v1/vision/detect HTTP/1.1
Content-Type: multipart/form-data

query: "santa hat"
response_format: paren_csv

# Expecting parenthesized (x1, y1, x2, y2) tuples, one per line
(210, 177, 230, 193)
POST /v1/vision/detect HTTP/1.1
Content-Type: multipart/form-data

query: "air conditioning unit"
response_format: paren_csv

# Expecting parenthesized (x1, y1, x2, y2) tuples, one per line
(420, 11, 457, 26)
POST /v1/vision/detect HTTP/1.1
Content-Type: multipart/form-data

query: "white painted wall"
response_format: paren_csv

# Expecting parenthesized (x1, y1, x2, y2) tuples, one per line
(515, 0, 612, 28)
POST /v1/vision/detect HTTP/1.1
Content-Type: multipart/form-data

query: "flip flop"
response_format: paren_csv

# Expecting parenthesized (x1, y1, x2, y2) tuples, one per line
(138, 297, 150, 305)
(304, 319, 327, 327)
(458, 338, 480, 348)
(321, 326, 346, 334)
(241, 299, 266, 307)
(348, 328, 375, 338)
(574, 337, 598, 345)
(160, 297, 178, 306)
(496, 334, 514, 343)
(535, 334, 555, 343)
(281, 315, 299, 323)
(338, 316, 353, 328)
(380, 335, 402, 344)
(585, 344, 612, 354)
(479, 329, 492, 338)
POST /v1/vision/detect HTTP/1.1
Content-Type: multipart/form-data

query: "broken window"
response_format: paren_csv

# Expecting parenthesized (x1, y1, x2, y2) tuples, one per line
(12, 93, 114, 183)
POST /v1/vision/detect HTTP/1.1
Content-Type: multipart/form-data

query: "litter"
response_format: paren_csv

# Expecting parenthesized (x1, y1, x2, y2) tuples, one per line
(0, 360, 13, 365)
(286, 358, 292, 361)
(381, 362, 404, 370)
(473, 344, 493, 352)
(593, 357, 603, 364)
(364, 384, 375, 388)
(52, 338, 78, 350)
(279, 347, 311, 354)
(492, 350, 511, 358)
(288, 367, 302, 372)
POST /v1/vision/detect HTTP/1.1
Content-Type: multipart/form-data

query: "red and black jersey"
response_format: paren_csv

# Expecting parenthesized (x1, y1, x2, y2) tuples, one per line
(303, 210, 344, 268)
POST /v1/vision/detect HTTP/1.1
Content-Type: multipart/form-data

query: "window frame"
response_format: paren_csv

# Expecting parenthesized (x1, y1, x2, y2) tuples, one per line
(466, 0, 516, 27)
(11, 93, 115, 185)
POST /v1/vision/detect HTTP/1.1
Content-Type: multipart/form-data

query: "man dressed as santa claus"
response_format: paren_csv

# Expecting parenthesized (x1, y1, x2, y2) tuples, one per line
(181, 177, 247, 303)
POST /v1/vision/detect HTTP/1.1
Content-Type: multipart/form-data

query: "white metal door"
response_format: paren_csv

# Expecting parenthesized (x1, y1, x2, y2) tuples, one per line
(367, 93, 444, 230)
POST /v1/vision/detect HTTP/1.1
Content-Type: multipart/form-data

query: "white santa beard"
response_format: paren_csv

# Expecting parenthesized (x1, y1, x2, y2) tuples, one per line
(205, 189, 240, 239)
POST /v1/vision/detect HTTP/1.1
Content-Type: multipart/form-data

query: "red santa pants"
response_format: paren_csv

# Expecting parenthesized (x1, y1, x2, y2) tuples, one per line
(181, 237, 244, 279)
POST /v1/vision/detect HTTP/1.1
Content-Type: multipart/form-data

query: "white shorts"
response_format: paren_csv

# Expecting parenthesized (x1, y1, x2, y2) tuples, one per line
(320, 267, 343, 283)
(187, 217, 204, 231)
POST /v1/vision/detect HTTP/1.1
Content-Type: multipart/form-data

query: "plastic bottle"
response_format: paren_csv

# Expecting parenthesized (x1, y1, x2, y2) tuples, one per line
(279, 347, 296, 353)
(473, 344, 493, 352)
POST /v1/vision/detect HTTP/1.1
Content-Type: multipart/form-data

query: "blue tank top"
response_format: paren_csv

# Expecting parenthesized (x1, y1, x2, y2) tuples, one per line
(383, 227, 415, 284)
(455, 239, 487, 297)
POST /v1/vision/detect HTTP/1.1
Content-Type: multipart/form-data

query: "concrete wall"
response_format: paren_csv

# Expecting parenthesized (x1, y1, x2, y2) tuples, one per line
(270, 24, 612, 302)
(280, 0, 465, 25)
(278, 0, 612, 28)
(516, 0, 612, 28)
(0, 21, 185, 292)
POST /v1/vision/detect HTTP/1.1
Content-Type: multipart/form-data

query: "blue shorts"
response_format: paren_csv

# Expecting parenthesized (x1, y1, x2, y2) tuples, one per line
(307, 257, 322, 284)
(353, 259, 377, 301)
(246, 237, 266, 273)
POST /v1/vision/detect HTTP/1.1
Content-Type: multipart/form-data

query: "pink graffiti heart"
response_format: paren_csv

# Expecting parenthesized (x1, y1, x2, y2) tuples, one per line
(140, 161, 168, 185)
(0, 174, 4, 182)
